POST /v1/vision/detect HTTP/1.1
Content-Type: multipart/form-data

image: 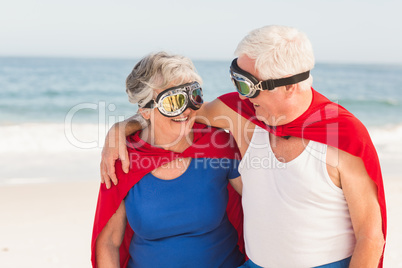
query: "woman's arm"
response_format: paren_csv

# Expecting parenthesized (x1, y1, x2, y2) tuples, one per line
(229, 176, 243, 196)
(95, 201, 127, 268)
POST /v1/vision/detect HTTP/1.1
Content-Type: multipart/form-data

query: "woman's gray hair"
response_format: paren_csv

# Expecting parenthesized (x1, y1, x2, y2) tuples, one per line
(126, 51, 203, 108)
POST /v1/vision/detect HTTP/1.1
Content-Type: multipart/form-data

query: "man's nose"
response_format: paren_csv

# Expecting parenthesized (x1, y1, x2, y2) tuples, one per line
(238, 93, 247, 100)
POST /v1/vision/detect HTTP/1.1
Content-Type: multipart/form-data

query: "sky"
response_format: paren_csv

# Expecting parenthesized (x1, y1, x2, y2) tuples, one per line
(1, 0, 401, 64)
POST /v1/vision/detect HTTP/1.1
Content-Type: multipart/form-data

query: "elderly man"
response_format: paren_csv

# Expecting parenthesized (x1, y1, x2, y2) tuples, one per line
(100, 25, 386, 267)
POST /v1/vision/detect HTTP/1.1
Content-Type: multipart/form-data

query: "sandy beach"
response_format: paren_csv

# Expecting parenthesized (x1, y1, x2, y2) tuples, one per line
(0, 125, 401, 267)
(0, 181, 99, 268)
(0, 174, 401, 267)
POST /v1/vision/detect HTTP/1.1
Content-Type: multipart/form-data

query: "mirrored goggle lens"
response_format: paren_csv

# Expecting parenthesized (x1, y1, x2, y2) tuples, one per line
(232, 78, 251, 96)
(161, 94, 186, 112)
(190, 88, 203, 106)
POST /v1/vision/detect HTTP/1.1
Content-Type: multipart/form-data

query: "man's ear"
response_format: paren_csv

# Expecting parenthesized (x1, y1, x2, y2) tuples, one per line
(285, 83, 298, 96)
(138, 108, 151, 120)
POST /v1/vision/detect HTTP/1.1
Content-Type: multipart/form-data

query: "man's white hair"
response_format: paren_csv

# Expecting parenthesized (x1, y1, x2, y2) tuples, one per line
(235, 25, 315, 90)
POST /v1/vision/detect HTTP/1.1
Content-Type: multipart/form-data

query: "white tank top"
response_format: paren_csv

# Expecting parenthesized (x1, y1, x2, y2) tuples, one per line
(239, 125, 356, 267)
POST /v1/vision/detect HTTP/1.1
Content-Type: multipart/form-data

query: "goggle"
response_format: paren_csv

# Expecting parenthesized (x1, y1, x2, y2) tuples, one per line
(143, 81, 203, 117)
(229, 58, 310, 98)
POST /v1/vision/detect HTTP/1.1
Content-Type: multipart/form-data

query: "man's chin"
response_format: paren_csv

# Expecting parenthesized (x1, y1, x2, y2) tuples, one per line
(256, 114, 270, 125)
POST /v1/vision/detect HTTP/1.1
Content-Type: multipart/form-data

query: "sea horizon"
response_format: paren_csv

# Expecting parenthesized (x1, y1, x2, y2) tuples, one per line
(1, 56, 401, 184)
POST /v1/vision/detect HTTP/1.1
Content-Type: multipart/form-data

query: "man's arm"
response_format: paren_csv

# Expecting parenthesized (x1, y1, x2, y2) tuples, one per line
(101, 98, 236, 188)
(100, 115, 146, 188)
(95, 201, 127, 268)
(194, 98, 234, 130)
(337, 149, 385, 267)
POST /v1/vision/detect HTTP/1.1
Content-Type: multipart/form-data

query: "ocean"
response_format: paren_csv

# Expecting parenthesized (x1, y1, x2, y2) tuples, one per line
(1, 57, 401, 183)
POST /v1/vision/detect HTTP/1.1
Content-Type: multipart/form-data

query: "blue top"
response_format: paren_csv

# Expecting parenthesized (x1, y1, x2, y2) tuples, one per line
(125, 158, 243, 268)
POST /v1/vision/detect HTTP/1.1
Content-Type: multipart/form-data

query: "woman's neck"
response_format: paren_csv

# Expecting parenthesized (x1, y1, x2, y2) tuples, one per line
(140, 127, 193, 153)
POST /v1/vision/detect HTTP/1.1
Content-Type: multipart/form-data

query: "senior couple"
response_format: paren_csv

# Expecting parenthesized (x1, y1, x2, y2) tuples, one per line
(92, 25, 386, 268)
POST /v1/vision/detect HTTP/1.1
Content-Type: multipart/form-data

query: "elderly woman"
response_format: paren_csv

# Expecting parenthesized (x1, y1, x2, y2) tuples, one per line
(91, 52, 245, 268)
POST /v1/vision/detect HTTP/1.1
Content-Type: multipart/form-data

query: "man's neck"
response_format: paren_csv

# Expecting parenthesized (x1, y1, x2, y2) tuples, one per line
(273, 88, 313, 126)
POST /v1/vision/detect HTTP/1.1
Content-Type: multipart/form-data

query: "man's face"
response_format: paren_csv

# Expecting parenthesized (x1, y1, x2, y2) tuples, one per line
(237, 55, 287, 126)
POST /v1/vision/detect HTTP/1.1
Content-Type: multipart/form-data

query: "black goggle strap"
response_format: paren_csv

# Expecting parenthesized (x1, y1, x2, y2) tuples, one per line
(230, 58, 310, 91)
(261, 70, 310, 91)
(143, 99, 156, 109)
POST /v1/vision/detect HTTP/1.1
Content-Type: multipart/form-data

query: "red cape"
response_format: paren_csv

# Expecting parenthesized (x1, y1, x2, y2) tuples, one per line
(91, 123, 244, 267)
(218, 89, 386, 266)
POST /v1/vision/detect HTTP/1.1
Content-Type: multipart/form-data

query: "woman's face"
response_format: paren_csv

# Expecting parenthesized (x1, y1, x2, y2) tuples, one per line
(148, 85, 197, 145)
